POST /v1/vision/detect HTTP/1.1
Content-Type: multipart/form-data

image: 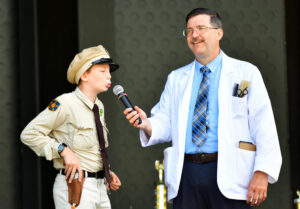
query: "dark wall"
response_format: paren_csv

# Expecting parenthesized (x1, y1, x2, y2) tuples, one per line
(285, 0, 300, 205)
(36, 2, 79, 209)
(0, 0, 21, 208)
(19, 1, 78, 209)
(18, 0, 43, 208)
(36, 1, 78, 106)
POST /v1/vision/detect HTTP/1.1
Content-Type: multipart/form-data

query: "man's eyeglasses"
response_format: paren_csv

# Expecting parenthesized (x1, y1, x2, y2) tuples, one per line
(182, 25, 219, 37)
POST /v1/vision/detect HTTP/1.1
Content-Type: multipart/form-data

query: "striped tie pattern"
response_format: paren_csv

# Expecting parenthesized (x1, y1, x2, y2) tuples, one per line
(192, 66, 211, 151)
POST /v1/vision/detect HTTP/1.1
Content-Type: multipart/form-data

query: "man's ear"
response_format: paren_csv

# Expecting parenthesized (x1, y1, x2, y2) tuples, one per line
(217, 28, 224, 41)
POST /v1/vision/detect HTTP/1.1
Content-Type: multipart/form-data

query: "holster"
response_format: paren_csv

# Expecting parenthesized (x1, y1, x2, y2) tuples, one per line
(67, 177, 85, 207)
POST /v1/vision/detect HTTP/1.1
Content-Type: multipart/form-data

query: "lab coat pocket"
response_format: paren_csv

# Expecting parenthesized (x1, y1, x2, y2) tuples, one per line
(235, 148, 255, 189)
(232, 96, 247, 118)
(164, 147, 174, 188)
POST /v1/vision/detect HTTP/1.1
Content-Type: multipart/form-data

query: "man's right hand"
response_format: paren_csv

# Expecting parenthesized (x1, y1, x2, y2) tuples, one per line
(123, 106, 152, 137)
(60, 147, 83, 183)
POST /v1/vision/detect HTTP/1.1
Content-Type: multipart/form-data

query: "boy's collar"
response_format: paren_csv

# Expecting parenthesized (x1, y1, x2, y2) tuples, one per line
(75, 87, 100, 110)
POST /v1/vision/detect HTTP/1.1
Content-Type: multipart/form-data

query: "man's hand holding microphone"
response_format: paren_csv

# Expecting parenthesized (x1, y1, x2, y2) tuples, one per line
(113, 85, 152, 137)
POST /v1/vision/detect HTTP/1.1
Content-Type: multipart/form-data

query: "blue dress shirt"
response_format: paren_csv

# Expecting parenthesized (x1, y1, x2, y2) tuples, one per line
(185, 51, 223, 154)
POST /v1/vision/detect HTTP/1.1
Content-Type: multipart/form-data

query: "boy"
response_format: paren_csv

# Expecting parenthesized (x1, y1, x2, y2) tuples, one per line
(21, 45, 121, 209)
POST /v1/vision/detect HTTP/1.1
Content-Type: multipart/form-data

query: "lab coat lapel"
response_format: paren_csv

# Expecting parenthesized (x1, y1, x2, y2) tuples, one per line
(218, 53, 235, 151)
(177, 61, 195, 154)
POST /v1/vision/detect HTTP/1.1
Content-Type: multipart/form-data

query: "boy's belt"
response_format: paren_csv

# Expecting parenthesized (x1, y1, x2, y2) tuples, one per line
(185, 152, 218, 163)
(60, 169, 104, 179)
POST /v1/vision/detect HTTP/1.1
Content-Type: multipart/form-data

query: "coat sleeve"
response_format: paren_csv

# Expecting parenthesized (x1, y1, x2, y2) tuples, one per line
(140, 73, 174, 147)
(247, 67, 282, 183)
(20, 97, 67, 161)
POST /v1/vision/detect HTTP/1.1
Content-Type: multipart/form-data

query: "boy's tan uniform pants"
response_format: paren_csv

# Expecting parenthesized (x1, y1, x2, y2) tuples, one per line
(53, 174, 111, 209)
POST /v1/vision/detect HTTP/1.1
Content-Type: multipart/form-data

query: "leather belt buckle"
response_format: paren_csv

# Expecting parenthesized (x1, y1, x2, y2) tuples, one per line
(201, 153, 205, 163)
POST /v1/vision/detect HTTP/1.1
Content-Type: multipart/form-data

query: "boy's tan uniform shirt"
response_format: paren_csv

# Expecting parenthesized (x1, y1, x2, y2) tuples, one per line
(21, 87, 109, 172)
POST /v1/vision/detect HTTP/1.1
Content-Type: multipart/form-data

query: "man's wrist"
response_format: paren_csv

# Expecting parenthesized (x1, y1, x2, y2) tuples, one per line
(255, 170, 268, 175)
(143, 119, 152, 137)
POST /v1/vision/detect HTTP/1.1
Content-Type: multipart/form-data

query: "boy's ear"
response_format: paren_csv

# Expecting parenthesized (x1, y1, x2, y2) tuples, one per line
(80, 71, 88, 82)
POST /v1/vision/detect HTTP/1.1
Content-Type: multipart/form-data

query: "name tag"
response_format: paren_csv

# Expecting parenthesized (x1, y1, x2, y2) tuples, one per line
(239, 141, 256, 151)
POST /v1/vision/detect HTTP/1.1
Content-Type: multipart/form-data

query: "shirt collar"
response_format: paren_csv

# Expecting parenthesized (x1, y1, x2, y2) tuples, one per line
(75, 87, 100, 110)
(195, 50, 223, 73)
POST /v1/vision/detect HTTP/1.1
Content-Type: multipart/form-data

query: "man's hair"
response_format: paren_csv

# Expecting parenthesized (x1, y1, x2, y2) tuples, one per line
(186, 8, 222, 29)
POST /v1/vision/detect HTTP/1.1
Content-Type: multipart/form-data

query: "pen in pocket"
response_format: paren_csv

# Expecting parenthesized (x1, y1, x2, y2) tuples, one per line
(232, 83, 239, 97)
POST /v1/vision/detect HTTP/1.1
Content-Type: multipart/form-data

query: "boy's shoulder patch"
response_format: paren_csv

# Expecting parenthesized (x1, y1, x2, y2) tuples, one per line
(48, 99, 61, 111)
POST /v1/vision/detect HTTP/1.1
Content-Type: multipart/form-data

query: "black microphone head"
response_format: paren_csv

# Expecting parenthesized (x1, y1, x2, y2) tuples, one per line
(113, 85, 124, 96)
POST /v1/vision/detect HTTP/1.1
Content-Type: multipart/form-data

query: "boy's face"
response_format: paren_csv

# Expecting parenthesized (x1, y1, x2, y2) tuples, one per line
(82, 64, 112, 93)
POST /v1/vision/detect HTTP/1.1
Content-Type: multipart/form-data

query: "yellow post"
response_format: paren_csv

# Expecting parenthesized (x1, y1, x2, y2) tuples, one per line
(294, 190, 300, 209)
(155, 160, 167, 209)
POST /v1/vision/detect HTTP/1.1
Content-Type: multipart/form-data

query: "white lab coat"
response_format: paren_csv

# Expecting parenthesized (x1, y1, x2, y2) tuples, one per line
(140, 52, 282, 201)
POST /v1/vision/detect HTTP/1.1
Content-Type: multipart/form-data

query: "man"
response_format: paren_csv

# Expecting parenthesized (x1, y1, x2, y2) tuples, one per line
(124, 8, 282, 209)
(21, 45, 121, 209)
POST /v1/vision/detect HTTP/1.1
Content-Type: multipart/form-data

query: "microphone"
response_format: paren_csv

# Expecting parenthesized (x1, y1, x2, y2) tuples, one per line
(113, 85, 142, 125)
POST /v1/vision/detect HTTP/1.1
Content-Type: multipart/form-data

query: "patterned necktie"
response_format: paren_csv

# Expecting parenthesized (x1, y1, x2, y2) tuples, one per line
(192, 66, 211, 152)
(92, 104, 110, 185)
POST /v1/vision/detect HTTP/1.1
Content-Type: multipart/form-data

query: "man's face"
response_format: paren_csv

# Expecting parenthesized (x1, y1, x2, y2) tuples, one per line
(186, 14, 223, 62)
(83, 64, 112, 93)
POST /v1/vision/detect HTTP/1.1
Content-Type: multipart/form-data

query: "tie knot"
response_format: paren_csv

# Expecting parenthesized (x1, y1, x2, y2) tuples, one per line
(93, 104, 99, 112)
(200, 67, 211, 74)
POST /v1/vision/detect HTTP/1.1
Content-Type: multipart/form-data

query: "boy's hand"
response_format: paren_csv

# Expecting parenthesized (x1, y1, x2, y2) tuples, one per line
(61, 147, 83, 183)
(109, 171, 122, 191)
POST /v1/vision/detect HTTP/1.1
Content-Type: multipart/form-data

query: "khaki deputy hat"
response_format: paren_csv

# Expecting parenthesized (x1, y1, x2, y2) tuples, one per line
(67, 45, 119, 84)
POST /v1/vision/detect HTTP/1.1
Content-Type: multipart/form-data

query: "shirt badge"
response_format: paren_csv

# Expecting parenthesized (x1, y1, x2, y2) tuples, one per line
(100, 109, 103, 117)
(48, 99, 61, 111)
